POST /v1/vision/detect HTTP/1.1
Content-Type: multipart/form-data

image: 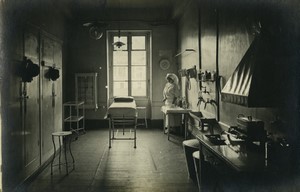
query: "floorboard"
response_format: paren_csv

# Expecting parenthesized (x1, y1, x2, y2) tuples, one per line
(25, 128, 198, 192)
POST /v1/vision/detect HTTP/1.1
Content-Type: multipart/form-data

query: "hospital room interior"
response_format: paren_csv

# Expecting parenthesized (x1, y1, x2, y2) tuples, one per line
(1, 0, 300, 191)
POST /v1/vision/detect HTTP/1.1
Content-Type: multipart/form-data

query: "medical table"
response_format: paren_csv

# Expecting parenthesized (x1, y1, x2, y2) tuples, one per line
(106, 97, 137, 148)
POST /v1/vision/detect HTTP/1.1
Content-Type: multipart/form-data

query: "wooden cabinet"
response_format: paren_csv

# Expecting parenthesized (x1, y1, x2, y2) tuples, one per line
(3, 25, 64, 191)
(40, 32, 63, 164)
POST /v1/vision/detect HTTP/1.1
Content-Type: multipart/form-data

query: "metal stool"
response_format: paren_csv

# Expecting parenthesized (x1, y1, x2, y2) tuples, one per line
(51, 131, 75, 175)
(136, 106, 147, 128)
(183, 139, 199, 181)
(193, 151, 200, 190)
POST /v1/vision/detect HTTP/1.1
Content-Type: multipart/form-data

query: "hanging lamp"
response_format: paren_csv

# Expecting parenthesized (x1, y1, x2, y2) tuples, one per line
(112, 0, 125, 49)
(112, 29, 125, 48)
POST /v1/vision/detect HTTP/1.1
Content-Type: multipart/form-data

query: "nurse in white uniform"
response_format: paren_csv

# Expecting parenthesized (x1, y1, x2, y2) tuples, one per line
(163, 73, 181, 132)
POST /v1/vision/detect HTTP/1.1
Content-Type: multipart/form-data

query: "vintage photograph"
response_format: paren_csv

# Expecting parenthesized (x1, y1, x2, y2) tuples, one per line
(0, 0, 299, 191)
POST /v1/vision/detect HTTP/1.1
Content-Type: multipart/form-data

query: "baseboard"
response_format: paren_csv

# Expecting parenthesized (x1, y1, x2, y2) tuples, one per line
(149, 119, 163, 128)
(13, 151, 56, 192)
(85, 119, 109, 129)
(85, 119, 164, 129)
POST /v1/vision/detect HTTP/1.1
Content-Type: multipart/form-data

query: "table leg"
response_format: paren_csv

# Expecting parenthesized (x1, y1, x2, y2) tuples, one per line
(51, 135, 56, 175)
(63, 136, 69, 174)
(134, 118, 137, 148)
(109, 118, 111, 148)
(58, 137, 62, 170)
(163, 113, 166, 133)
(145, 109, 148, 128)
(184, 113, 188, 139)
(167, 114, 170, 140)
(68, 135, 75, 169)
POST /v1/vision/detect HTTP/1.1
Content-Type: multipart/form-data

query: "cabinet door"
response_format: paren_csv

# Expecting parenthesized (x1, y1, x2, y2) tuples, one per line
(3, 41, 24, 190)
(3, 24, 41, 191)
(40, 35, 55, 162)
(23, 27, 40, 176)
(53, 41, 63, 133)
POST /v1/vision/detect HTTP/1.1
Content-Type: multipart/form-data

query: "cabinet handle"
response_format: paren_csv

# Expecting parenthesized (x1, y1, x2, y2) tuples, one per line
(19, 96, 29, 99)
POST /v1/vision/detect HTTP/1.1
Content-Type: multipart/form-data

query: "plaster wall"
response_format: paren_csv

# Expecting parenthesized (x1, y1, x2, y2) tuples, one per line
(65, 22, 177, 120)
(177, 0, 300, 144)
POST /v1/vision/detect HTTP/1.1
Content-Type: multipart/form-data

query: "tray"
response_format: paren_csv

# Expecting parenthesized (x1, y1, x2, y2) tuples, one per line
(205, 134, 226, 145)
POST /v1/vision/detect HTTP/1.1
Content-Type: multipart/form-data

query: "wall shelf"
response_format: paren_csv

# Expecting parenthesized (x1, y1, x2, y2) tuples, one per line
(174, 48, 196, 57)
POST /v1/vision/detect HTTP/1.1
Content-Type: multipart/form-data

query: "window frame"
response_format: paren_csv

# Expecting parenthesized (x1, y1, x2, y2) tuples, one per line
(107, 30, 151, 101)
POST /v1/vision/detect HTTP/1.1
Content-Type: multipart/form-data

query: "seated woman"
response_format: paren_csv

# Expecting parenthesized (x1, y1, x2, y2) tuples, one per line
(163, 73, 181, 133)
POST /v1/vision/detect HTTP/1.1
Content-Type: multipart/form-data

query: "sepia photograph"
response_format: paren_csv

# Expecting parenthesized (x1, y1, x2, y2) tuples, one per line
(0, 0, 299, 191)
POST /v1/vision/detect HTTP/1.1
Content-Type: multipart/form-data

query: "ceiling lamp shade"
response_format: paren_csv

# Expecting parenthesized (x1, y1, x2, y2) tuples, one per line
(89, 26, 103, 40)
(112, 39, 125, 48)
(112, 28, 125, 49)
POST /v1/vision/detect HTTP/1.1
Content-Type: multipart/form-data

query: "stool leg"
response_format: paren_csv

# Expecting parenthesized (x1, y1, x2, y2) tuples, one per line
(58, 136, 62, 171)
(63, 136, 69, 174)
(68, 135, 75, 169)
(51, 135, 56, 175)
(193, 156, 200, 191)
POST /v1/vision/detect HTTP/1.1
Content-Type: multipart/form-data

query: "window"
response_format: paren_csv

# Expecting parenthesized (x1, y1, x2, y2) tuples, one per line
(108, 31, 150, 99)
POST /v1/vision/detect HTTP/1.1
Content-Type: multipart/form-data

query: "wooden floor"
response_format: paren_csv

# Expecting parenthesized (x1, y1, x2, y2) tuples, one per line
(25, 127, 198, 192)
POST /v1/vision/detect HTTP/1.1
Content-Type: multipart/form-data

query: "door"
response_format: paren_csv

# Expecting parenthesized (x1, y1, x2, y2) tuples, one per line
(40, 34, 55, 162)
(23, 27, 40, 176)
(2, 27, 25, 191)
(53, 41, 63, 133)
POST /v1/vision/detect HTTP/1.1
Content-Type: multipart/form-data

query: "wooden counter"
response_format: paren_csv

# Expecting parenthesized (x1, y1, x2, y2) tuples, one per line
(194, 130, 266, 173)
(187, 112, 282, 191)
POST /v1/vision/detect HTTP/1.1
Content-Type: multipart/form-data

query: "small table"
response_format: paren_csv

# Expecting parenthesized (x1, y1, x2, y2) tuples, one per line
(51, 131, 75, 175)
(161, 106, 191, 140)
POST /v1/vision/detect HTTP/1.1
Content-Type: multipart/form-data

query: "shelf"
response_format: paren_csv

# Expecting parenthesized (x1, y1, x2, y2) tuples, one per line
(64, 116, 84, 122)
(174, 48, 196, 57)
(198, 70, 217, 82)
(63, 101, 85, 134)
(64, 101, 85, 106)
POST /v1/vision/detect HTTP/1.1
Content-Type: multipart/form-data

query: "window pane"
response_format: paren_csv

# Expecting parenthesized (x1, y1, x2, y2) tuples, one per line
(132, 81, 146, 96)
(132, 51, 146, 65)
(113, 67, 128, 81)
(132, 36, 145, 49)
(131, 66, 146, 80)
(113, 51, 128, 65)
(113, 36, 127, 50)
(113, 82, 128, 96)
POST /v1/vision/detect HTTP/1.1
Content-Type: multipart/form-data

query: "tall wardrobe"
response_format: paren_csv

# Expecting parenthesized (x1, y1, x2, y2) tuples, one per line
(3, 24, 63, 191)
